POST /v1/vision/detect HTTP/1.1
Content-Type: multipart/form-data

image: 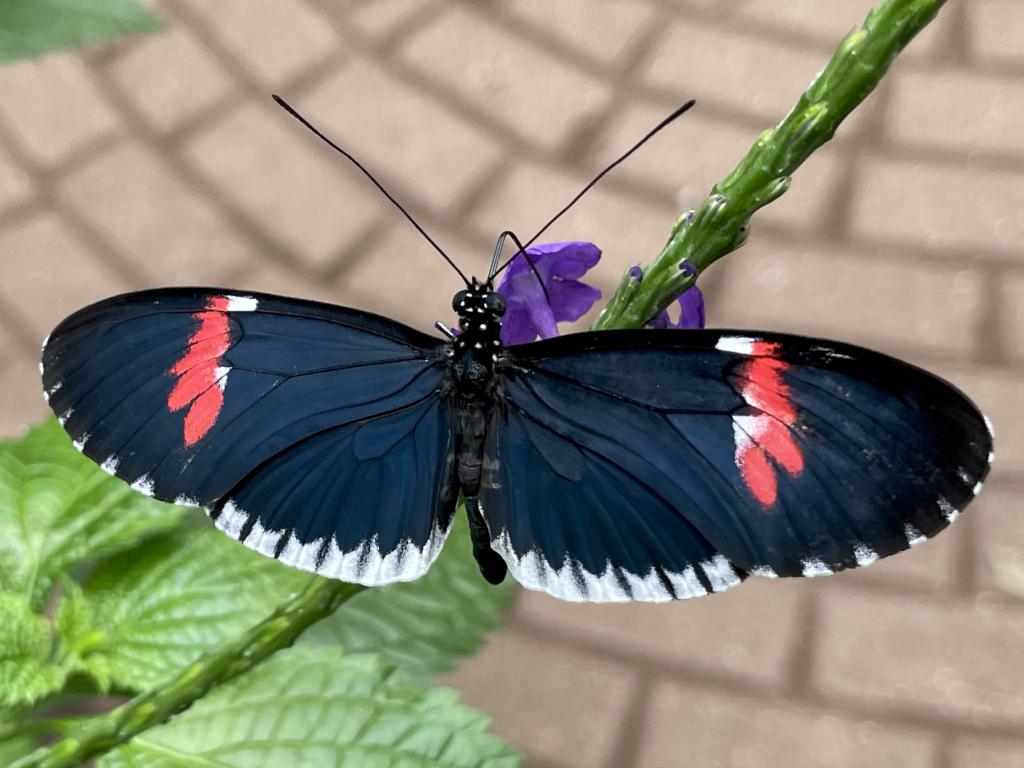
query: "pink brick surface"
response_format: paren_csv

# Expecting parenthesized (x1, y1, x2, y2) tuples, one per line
(347, 0, 435, 41)
(636, 682, 939, 768)
(815, 586, 1024, 725)
(182, 100, 385, 270)
(1001, 271, 1024, 363)
(642, 18, 832, 119)
(174, 0, 337, 87)
(970, 0, 1024, 66)
(514, 578, 803, 689)
(443, 628, 638, 768)
(974, 487, 1024, 597)
(0, 3, 1021, 766)
(0, 55, 119, 166)
(0, 144, 33, 212)
(58, 142, 254, 285)
(303, 61, 503, 215)
(399, 8, 612, 151)
(0, 213, 131, 341)
(888, 69, 1024, 156)
(502, 0, 657, 66)
(713, 236, 984, 355)
(848, 153, 1024, 259)
(951, 737, 1024, 768)
(107, 23, 234, 133)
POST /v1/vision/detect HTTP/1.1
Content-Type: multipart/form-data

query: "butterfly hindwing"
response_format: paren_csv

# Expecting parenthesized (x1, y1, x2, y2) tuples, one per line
(42, 288, 458, 585)
(480, 329, 993, 602)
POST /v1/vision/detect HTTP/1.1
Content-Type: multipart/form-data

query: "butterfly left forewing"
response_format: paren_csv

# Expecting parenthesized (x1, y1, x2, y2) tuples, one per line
(479, 329, 992, 602)
(42, 288, 458, 585)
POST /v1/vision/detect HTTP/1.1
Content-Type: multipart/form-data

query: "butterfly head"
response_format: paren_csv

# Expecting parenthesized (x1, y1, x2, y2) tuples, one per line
(452, 278, 506, 326)
(450, 278, 505, 369)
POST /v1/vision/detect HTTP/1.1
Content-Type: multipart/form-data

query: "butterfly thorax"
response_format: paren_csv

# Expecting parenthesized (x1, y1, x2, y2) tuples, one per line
(449, 278, 505, 399)
(448, 278, 509, 584)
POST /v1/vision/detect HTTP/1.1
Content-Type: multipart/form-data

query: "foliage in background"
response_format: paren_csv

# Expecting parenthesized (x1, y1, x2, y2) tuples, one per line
(0, 0, 158, 64)
(0, 422, 517, 765)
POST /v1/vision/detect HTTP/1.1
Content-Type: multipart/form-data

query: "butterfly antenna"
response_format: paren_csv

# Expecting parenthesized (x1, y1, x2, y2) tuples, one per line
(273, 95, 469, 285)
(488, 230, 550, 306)
(492, 100, 696, 277)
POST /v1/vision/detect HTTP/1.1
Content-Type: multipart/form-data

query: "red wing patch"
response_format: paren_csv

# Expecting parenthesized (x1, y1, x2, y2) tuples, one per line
(729, 340, 805, 507)
(167, 295, 257, 447)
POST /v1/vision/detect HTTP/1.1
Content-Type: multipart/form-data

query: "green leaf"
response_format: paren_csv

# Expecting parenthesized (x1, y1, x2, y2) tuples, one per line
(99, 646, 520, 768)
(0, 420, 186, 608)
(0, 732, 37, 765)
(79, 528, 309, 692)
(0, 594, 65, 706)
(81, 509, 514, 691)
(303, 513, 516, 680)
(0, 0, 160, 64)
(55, 580, 112, 692)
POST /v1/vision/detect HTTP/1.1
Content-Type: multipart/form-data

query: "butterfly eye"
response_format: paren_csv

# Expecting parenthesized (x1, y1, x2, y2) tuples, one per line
(452, 290, 471, 312)
(484, 293, 506, 317)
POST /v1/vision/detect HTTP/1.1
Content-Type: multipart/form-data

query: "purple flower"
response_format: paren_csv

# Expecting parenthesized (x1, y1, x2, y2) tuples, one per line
(638, 261, 704, 330)
(648, 283, 705, 329)
(495, 241, 602, 345)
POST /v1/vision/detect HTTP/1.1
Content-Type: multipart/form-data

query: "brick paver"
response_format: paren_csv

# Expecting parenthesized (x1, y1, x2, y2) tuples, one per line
(815, 586, 1024, 725)
(714, 236, 984, 355)
(0, 54, 120, 167)
(58, 141, 255, 284)
(182, 100, 386, 270)
(969, 0, 1024, 67)
(399, 8, 612, 151)
(636, 682, 939, 768)
(107, 23, 234, 133)
(641, 19, 832, 119)
(1, 2, 1022, 767)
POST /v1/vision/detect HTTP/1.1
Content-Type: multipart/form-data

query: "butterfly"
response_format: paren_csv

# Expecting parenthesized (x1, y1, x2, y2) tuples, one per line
(40, 97, 993, 603)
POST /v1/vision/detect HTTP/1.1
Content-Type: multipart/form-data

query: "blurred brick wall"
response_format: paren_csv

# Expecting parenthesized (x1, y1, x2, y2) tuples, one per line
(0, 1, 1022, 766)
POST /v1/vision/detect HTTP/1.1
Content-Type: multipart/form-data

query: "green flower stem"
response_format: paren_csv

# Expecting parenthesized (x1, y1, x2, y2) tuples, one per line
(14, 578, 364, 768)
(592, 0, 947, 331)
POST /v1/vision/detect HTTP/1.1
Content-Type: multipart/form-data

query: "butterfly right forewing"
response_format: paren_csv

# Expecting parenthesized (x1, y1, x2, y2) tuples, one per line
(478, 329, 993, 603)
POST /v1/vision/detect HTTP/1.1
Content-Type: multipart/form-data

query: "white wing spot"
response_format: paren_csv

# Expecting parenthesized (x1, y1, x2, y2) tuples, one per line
(701, 554, 741, 592)
(904, 523, 927, 548)
(489, 531, 718, 602)
(714, 336, 760, 355)
(213, 501, 451, 586)
(58, 409, 73, 426)
(100, 455, 120, 476)
(750, 565, 778, 579)
(225, 295, 259, 312)
(938, 497, 959, 523)
(174, 495, 200, 507)
(801, 558, 833, 577)
(130, 475, 155, 497)
(215, 365, 230, 392)
(972, 481, 984, 496)
(853, 544, 879, 568)
(72, 434, 90, 452)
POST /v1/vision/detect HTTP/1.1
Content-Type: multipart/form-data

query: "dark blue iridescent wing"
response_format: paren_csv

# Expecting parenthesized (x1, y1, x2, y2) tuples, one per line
(41, 288, 457, 585)
(481, 330, 993, 602)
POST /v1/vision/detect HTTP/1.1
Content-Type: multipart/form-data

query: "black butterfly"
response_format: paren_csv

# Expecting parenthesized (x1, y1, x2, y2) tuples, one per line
(40, 98, 993, 603)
